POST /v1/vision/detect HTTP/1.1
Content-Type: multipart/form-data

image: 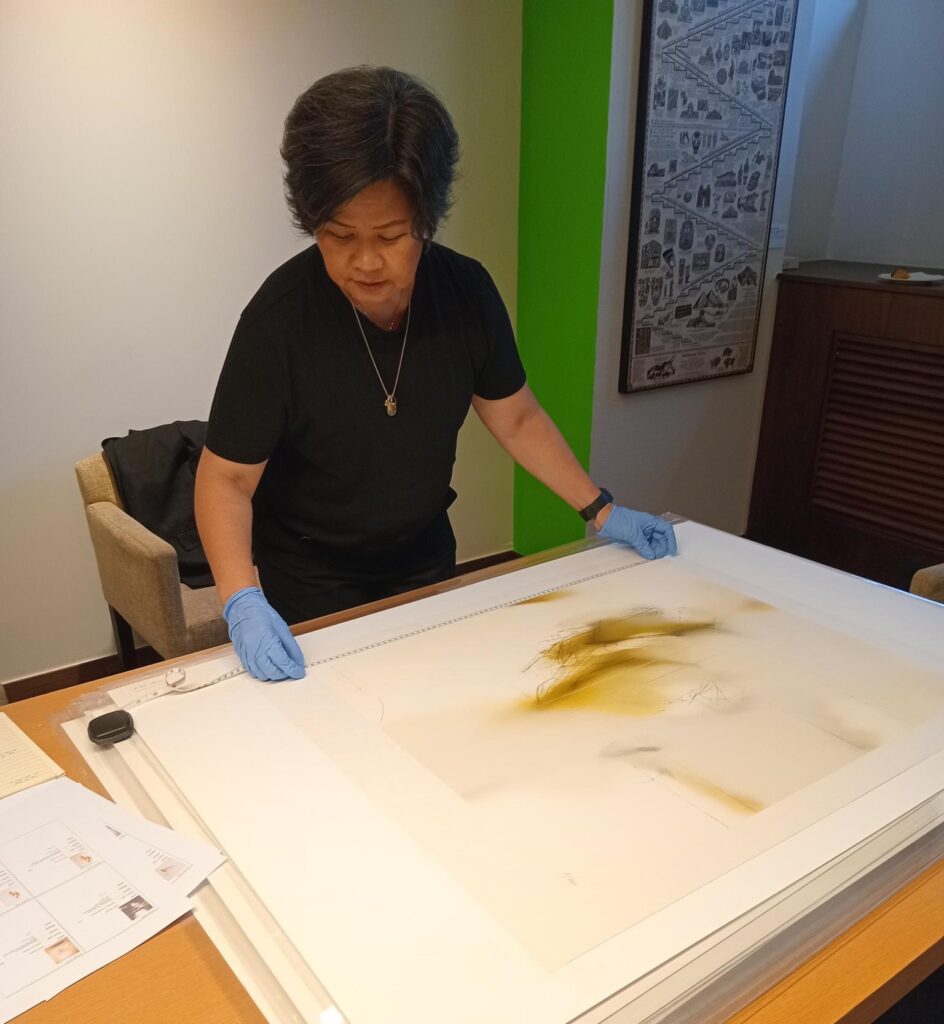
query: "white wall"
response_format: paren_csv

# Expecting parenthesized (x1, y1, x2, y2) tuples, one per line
(590, 0, 816, 533)
(0, 1, 521, 685)
(787, 0, 944, 267)
(785, 0, 866, 261)
(829, 0, 944, 266)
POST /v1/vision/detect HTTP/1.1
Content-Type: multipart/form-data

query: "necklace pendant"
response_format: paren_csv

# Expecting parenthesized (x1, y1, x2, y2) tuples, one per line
(351, 299, 409, 422)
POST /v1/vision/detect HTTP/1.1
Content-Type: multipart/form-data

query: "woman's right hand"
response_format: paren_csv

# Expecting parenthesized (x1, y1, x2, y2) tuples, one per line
(222, 587, 306, 681)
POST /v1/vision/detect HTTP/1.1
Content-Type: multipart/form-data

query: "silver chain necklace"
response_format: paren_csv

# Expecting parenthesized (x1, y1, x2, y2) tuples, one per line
(350, 301, 410, 417)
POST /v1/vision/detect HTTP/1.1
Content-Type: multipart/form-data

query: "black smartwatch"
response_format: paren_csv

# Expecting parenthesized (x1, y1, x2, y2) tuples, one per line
(579, 488, 613, 523)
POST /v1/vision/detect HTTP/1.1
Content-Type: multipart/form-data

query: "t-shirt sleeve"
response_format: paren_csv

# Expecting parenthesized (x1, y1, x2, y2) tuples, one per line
(472, 264, 527, 400)
(205, 316, 289, 464)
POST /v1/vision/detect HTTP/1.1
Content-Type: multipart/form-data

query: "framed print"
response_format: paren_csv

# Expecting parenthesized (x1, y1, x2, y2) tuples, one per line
(620, 0, 800, 393)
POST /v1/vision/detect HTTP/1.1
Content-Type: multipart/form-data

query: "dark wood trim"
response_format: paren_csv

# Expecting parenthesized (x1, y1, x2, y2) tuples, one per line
(2, 550, 519, 704)
(455, 549, 520, 575)
(4, 646, 163, 704)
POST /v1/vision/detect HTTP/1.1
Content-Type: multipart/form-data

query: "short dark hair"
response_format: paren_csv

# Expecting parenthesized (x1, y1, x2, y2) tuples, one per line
(281, 66, 459, 240)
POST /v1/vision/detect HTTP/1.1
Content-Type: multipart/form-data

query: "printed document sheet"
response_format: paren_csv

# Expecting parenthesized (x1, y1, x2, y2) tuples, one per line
(0, 779, 222, 1022)
(0, 714, 64, 798)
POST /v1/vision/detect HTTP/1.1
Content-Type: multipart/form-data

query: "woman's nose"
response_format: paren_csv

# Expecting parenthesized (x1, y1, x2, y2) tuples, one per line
(352, 242, 383, 273)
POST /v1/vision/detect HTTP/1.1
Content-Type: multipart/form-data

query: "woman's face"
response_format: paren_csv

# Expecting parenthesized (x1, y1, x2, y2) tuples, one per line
(316, 179, 423, 322)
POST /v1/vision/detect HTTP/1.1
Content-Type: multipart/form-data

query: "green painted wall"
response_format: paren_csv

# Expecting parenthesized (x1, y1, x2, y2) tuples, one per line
(514, 0, 615, 554)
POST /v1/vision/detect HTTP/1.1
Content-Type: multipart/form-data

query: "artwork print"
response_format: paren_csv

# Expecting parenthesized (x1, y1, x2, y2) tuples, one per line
(302, 556, 944, 968)
(620, 0, 799, 392)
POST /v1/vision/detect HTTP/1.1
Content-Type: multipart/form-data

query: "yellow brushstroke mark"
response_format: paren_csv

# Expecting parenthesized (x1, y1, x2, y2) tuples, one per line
(522, 612, 716, 716)
(544, 615, 714, 667)
(664, 767, 765, 814)
(529, 650, 676, 716)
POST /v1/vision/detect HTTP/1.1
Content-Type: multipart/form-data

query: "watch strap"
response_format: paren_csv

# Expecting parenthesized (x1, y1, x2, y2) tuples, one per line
(579, 488, 613, 522)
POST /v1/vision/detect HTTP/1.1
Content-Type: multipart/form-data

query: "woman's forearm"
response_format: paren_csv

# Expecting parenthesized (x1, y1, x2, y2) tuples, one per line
(495, 406, 611, 527)
(195, 451, 263, 604)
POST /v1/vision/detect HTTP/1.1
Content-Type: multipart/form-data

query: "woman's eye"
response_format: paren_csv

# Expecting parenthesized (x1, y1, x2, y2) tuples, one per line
(379, 234, 406, 243)
(330, 232, 354, 242)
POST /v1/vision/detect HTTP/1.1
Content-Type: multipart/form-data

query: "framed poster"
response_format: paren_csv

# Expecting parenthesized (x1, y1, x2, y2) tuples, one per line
(619, 0, 800, 393)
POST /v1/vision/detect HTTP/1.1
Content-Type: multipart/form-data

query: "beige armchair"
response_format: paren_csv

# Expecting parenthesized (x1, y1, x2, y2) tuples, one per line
(910, 564, 944, 604)
(75, 452, 229, 670)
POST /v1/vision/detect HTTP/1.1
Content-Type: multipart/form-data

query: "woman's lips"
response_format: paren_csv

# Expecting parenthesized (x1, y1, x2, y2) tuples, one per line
(355, 279, 387, 290)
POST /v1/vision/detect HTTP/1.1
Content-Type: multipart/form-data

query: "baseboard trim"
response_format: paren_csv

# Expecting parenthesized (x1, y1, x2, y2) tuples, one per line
(4, 647, 163, 704)
(3, 549, 520, 704)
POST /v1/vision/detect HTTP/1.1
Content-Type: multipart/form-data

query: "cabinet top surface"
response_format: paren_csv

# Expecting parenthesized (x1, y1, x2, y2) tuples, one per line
(780, 260, 944, 296)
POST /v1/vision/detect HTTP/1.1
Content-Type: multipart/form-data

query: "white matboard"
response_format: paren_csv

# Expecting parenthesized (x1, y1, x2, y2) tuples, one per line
(112, 523, 944, 1024)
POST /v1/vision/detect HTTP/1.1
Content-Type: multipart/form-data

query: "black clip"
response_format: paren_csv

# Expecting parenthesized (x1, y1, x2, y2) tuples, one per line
(87, 709, 135, 746)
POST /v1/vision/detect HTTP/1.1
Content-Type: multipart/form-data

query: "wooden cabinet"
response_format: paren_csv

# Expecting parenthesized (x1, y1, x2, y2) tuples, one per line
(747, 261, 944, 590)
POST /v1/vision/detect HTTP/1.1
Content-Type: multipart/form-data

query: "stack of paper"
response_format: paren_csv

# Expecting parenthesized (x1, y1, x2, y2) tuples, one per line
(64, 521, 944, 1024)
(0, 778, 223, 1023)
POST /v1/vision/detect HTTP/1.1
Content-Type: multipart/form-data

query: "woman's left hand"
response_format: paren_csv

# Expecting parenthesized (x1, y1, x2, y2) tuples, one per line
(598, 506, 678, 560)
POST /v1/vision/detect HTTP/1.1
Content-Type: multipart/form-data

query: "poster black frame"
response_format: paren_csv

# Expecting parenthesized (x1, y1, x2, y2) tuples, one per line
(619, 0, 800, 394)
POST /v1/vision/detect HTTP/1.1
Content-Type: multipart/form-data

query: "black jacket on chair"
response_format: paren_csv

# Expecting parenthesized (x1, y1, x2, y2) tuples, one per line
(102, 420, 213, 588)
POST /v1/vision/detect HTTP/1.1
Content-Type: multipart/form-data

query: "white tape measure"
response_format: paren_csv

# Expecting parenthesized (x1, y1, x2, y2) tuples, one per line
(118, 664, 246, 711)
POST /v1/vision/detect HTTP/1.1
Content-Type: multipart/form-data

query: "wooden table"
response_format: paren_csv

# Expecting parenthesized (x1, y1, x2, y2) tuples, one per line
(8, 550, 944, 1024)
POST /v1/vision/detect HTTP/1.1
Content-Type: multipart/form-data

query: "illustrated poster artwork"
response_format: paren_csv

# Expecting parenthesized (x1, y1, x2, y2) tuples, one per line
(620, 0, 799, 392)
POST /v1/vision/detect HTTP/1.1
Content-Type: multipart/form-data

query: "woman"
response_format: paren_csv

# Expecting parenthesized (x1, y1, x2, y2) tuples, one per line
(196, 66, 676, 683)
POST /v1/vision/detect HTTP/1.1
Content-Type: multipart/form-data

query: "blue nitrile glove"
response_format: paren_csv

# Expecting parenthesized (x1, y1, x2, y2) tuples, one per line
(222, 586, 306, 682)
(599, 506, 678, 560)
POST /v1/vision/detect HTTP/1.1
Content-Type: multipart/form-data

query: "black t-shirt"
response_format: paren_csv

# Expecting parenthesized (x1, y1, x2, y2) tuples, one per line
(206, 242, 526, 567)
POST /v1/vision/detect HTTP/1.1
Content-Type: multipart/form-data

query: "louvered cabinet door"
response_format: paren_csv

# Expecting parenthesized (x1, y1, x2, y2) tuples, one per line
(747, 268, 944, 590)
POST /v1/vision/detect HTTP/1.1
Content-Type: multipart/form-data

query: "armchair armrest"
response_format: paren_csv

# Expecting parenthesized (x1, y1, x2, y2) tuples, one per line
(85, 501, 189, 654)
(910, 564, 944, 604)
